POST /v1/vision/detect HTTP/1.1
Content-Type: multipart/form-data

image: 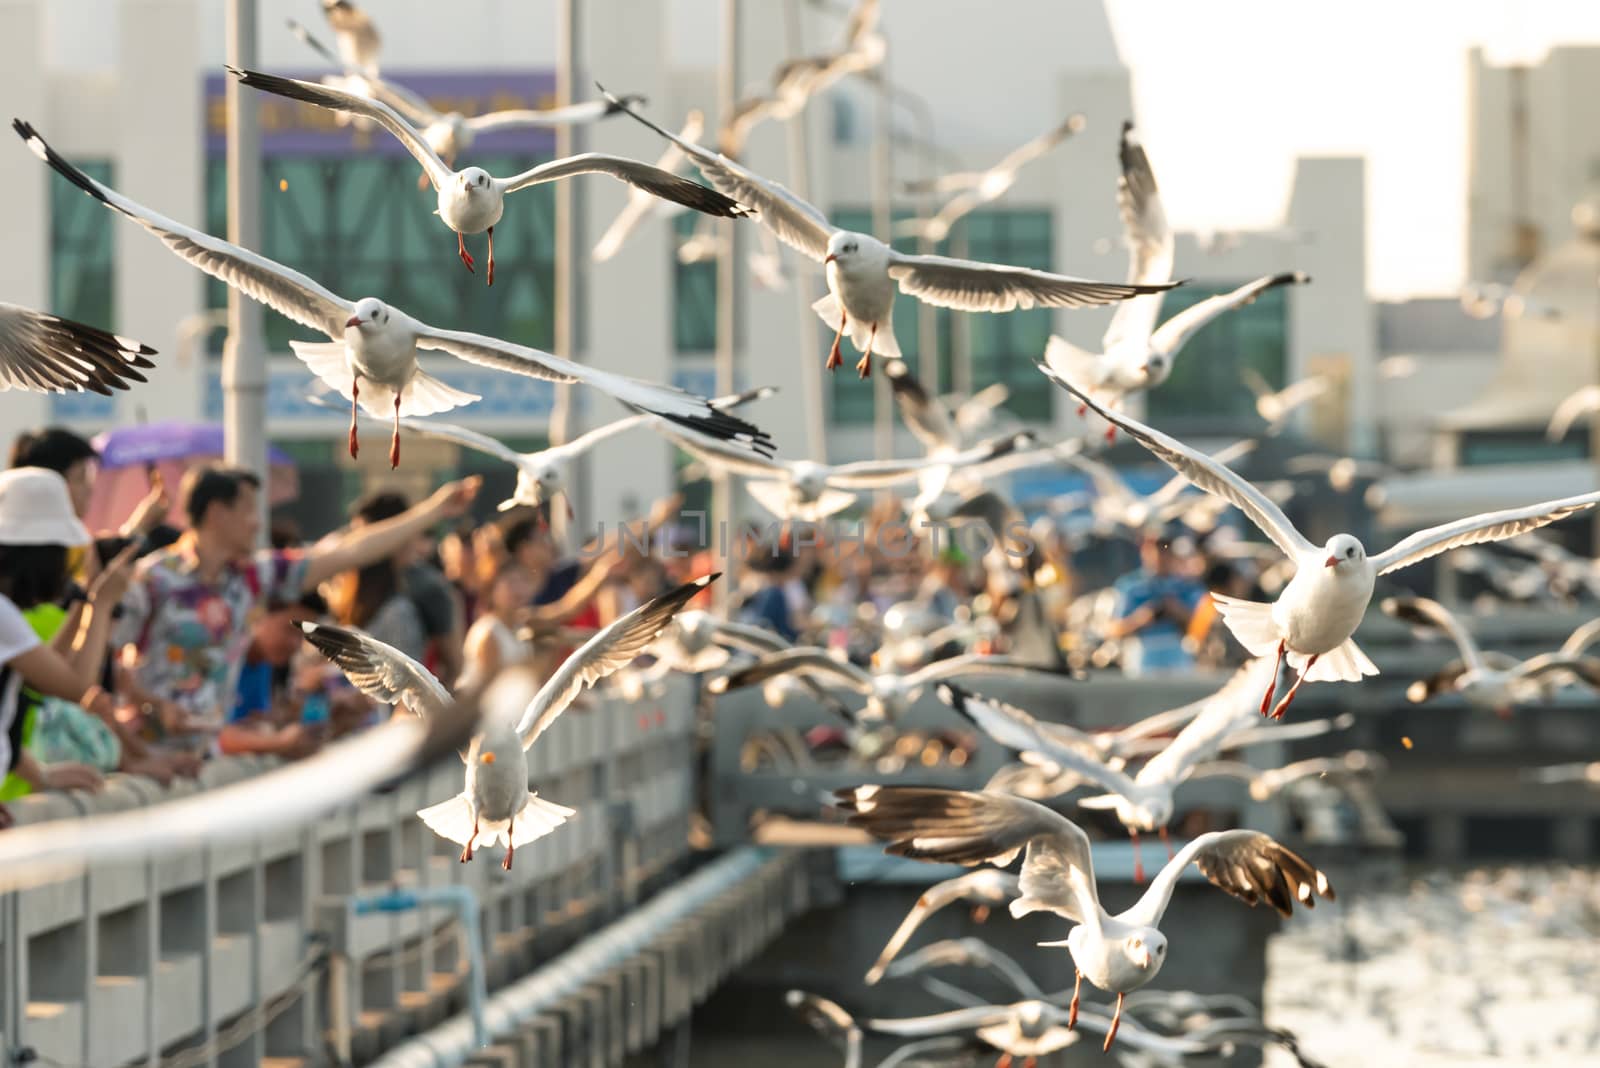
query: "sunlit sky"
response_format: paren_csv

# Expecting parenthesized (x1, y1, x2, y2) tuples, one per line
(1105, 0, 1600, 298)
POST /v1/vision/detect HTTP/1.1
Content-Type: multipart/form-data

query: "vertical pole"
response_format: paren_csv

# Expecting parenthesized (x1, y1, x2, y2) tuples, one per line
(222, 0, 268, 536)
(713, 0, 741, 610)
(870, 53, 893, 462)
(783, 0, 828, 462)
(549, 0, 583, 538)
(952, 225, 973, 397)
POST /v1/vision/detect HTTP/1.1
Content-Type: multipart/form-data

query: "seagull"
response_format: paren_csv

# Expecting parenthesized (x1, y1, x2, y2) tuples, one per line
(897, 114, 1087, 244)
(885, 358, 1017, 454)
(1460, 281, 1560, 321)
(711, 650, 1068, 724)
(836, 785, 1334, 1050)
(0, 302, 156, 396)
(303, 574, 714, 869)
(1047, 371, 1600, 719)
(1379, 595, 1600, 716)
(16, 120, 774, 470)
(1041, 123, 1308, 437)
(1186, 750, 1388, 803)
(1062, 439, 1257, 536)
(599, 89, 1176, 379)
(659, 427, 1034, 523)
(880, 937, 1046, 1002)
(865, 869, 1022, 984)
(0, 675, 476, 892)
(939, 662, 1287, 880)
(312, 385, 771, 516)
(786, 990, 864, 1068)
(321, 0, 380, 75)
(286, 19, 645, 178)
(1285, 453, 1392, 494)
(230, 70, 748, 287)
(592, 110, 704, 263)
(1522, 762, 1600, 787)
(1546, 385, 1600, 443)
(1243, 368, 1329, 434)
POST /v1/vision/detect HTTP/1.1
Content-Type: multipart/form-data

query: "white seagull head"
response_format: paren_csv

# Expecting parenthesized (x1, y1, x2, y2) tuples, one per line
(823, 231, 879, 273)
(1141, 352, 1169, 384)
(459, 166, 493, 193)
(344, 296, 392, 332)
(1125, 931, 1165, 971)
(1323, 533, 1366, 570)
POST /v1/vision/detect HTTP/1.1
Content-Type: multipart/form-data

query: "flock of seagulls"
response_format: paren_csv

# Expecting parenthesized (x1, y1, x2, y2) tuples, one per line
(2, 3, 1598, 1065)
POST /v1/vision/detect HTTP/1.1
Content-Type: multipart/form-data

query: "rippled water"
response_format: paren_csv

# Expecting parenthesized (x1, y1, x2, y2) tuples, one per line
(1264, 865, 1600, 1067)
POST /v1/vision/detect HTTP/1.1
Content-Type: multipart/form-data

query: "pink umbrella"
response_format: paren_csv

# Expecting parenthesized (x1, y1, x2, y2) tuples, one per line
(85, 422, 299, 533)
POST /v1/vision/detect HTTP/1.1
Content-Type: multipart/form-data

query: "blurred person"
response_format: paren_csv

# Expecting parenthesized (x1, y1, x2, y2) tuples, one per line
(115, 466, 479, 753)
(438, 518, 481, 621)
(1105, 529, 1206, 677)
(221, 591, 328, 759)
(738, 544, 800, 642)
(10, 426, 170, 540)
(457, 561, 536, 691)
(0, 469, 137, 819)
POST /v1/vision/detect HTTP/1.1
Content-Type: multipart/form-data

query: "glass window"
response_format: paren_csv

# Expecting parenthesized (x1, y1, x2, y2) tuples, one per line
(1459, 429, 1589, 466)
(204, 156, 556, 355)
(958, 209, 1054, 423)
(1145, 281, 1290, 426)
(673, 212, 718, 353)
(50, 158, 116, 330)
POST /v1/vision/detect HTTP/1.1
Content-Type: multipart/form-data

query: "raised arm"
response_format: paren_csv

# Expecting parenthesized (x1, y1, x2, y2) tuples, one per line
(301, 477, 480, 589)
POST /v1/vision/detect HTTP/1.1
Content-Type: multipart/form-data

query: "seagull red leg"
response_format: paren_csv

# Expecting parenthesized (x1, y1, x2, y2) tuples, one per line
(502, 818, 514, 871)
(1103, 992, 1124, 1051)
(390, 393, 402, 469)
(1270, 655, 1319, 720)
(826, 311, 847, 371)
(348, 379, 361, 459)
(1261, 641, 1287, 717)
(856, 324, 876, 379)
(994, 1054, 1011, 1068)
(1159, 824, 1173, 859)
(459, 816, 479, 863)
(457, 231, 475, 274)
(1068, 969, 1081, 1029)
(1130, 829, 1144, 884)
(970, 904, 991, 924)
(486, 226, 495, 287)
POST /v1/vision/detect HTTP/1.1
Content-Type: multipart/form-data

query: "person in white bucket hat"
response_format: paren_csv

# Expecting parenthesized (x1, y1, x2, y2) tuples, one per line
(0, 468, 137, 825)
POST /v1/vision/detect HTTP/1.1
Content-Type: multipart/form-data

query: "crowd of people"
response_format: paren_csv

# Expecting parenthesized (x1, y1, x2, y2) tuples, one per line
(0, 423, 1277, 828)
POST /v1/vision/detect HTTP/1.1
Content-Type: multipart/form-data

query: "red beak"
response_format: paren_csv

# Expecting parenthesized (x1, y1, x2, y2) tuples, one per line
(824, 254, 837, 265)
(1324, 556, 1338, 568)
(345, 315, 364, 329)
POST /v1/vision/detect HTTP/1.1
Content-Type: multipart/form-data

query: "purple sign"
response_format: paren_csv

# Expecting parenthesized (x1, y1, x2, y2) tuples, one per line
(204, 70, 558, 158)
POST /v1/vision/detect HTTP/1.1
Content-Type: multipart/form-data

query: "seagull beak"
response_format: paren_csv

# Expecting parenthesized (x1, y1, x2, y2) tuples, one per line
(345, 315, 364, 329)
(824, 253, 838, 265)
(1324, 556, 1339, 568)
(1132, 944, 1153, 969)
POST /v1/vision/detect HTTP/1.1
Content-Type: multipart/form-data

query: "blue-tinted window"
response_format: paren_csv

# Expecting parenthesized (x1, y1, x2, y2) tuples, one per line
(1146, 282, 1290, 425)
(673, 212, 718, 353)
(960, 209, 1053, 422)
(50, 159, 116, 330)
(204, 156, 555, 354)
(1460, 429, 1589, 466)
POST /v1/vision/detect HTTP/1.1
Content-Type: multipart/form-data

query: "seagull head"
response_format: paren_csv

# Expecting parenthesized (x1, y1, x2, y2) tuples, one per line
(1323, 533, 1366, 570)
(1141, 353, 1169, 383)
(823, 232, 861, 268)
(459, 166, 493, 193)
(1125, 932, 1165, 970)
(344, 297, 390, 331)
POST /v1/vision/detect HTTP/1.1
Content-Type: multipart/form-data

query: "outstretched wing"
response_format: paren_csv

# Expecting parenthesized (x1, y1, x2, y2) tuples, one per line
(300, 622, 452, 718)
(1102, 120, 1174, 352)
(1149, 272, 1310, 359)
(514, 574, 717, 747)
(1124, 829, 1333, 928)
(1370, 492, 1600, 576)
(862, 869, 1020, 984)
(499, 154, 750, 224)
(1378, 596, 1484, 672)
(0, 302, 156, 396)
(886, 250, 1177, 314)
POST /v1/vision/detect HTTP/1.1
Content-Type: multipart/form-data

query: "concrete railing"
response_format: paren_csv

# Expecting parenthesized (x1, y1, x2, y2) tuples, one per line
(0, 676, 698, 1068)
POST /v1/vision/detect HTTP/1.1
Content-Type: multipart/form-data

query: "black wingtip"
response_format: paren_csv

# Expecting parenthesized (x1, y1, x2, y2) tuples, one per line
(660, 407, 776, 459)
(15, 119, 114, 208)
(603, 92, 648, 115)
(935, 681, 973, 719)
(1271, 271, 1311, 287)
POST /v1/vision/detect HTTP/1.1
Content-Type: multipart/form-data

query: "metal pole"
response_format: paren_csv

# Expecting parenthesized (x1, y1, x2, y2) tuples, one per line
(713, 0, 741, 609)
(870, 52, 893, 462)
(783, 0, 828, 462)
(549, 0, 582, 538)
(222, 0, 268, 533)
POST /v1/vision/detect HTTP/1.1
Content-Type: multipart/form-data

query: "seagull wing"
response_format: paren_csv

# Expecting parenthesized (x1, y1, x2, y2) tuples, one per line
(0, 302, 156, 396)
(1102, 120, 1174, 352)
(1121, 829, 1333, 928)
(300, 622, 453, 718)
(712, 648, 875, 696)
(1510, 653, 1600, 690)
(387, 415, 530, 469)
(498, 154, 749, 223)
(0, 690, 476, 892)
(1149, 272, 1310, 359)
(837, 786, 1103, 931)
(1560, 617, 1600, 658)
(1546, 385, 1600, 442)
(884, 359, 961, 452)
(864, 1006, 1013, 1037)
(601, 87, 839, 262)
(231, 69, 453, 190)
(1041, 368, 1316, 559)
(464, 99, 615, 133)
(863, 869, 1021, 984)
(414, 326, 774, 457)
(883, 938, 1045, 1001)
(513, 574, 715, 747)
(885, 249, 1177, 314)
(653, 425, 788, 479)
(1378, 596, 1484, 672)
(17, 121, 355, 338)
(1369, 492, 1600, 576)
(937, 683, 1141, 798)
(591, 110, 704, 262)
(990, 114, 1085, 180)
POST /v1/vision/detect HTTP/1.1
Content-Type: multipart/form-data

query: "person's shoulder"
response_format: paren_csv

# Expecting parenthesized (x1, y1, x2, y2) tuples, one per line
(1112, 568, 1151, 593)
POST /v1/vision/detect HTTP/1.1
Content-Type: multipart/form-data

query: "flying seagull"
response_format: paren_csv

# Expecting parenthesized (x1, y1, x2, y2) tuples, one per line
(0, 302, 156, 396)
(230, 69, 749, 287)
(320, 0, 380, 74)
(598, 87, 1177, 379)
(1042, 122, 1309, 437)
(592, 109, 705, 263)
(16, 120, 773, 470)
(304, 574, 714, 868)
(1045, 369, 1600, 719)
(836, 786, 1332, 1051)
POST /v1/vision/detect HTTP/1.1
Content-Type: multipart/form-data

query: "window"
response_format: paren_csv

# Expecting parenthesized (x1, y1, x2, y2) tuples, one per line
(826, 208, 942, 426)
(959, 210, 1053, 422)
(1459, 428, 1588, 466)
(203, 156, 556, 355)
(49, 158, 117, 421)
(1145, 281, 1291, 425)
(673, 212, 718, 353)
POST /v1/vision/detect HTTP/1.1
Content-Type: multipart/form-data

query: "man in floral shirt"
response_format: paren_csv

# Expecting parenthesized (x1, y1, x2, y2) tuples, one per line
(116, 466, 479, 750)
